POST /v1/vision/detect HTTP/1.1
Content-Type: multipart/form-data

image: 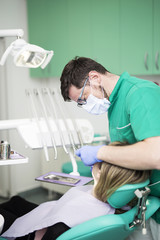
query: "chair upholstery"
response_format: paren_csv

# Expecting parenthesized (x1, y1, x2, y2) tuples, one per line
(57, 196, 160, 240)
(57, 180, 160, 240)
(108, 179, 150, 208)
(1, 179, 160, 240)
(57, 197, 160, 240)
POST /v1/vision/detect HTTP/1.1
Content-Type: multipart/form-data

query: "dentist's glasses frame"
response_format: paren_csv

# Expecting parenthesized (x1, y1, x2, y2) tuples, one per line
(77, 77, 89, 107)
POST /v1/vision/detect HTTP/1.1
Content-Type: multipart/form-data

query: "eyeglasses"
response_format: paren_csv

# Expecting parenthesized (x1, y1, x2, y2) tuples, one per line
(77, 77, 89, 107)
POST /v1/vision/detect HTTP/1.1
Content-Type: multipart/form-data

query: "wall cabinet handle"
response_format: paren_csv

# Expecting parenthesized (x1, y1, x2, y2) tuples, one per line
(144, 52, 148, 70)
(155, 51, 159, 70)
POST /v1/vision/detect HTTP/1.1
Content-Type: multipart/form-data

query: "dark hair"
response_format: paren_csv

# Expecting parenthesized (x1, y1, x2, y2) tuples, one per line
(60, 57, 109, 101)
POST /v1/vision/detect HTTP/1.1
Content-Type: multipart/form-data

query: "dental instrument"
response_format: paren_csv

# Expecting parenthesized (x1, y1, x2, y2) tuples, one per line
(54, 90, 77, 153)
(43, 88, 69, 155)
(35, 89, 57, 160)
(0, 117, 93, 150)
(53, 90, 80, 176)
(57, 90, 84, 148)
(26, 89, 49, 162)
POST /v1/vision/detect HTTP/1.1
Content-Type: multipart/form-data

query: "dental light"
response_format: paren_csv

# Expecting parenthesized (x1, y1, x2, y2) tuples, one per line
(0, 29, 54, 69)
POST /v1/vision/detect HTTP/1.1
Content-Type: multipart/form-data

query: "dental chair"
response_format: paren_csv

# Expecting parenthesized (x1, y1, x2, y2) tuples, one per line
(56, 178, 160, 240)
(0, 177, 160, 240)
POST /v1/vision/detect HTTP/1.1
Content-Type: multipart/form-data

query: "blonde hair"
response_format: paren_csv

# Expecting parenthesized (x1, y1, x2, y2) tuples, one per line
(94, 142, 151, 202)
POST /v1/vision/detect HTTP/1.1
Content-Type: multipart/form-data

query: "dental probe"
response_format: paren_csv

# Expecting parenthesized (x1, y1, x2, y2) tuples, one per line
(54, 90, 77, 153)
(57, 89, 83, 148)
(35, 89, 57, 160)
(44, 88, 68, 154)
(26, 89, 49, 162)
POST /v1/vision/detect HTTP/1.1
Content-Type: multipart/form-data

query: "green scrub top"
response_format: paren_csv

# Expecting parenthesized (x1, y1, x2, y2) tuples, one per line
(108, 72, 160, 223)
(108, 72, 160, 144)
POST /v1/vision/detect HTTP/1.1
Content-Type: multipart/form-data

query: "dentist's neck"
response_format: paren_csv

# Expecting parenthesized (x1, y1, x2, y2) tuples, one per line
(102, 72, 120, 99)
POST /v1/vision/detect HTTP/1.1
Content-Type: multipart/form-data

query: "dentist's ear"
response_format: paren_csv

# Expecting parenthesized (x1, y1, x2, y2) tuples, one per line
(88, 71, 101, 84)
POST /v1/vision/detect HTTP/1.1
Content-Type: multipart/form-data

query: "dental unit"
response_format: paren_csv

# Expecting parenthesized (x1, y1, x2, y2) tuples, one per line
(0, 27, 159, 240)
(0, 87, 95, 176)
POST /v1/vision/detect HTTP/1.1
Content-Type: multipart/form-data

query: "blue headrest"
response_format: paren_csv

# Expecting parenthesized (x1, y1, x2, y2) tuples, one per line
(108, 179, 150, 208)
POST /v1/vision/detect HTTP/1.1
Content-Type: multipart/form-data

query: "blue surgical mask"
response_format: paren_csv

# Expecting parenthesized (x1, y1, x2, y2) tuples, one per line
(82, 94, 111, 115)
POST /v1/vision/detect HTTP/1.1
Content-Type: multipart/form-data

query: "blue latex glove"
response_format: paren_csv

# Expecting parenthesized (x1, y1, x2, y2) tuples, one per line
(76, 145, 103, 166)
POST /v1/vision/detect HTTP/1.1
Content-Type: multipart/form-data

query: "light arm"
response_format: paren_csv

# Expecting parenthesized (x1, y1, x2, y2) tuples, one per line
(0, 43, 13, 65)
(0, 29, 24, 65)
(0, 29, 24, 38)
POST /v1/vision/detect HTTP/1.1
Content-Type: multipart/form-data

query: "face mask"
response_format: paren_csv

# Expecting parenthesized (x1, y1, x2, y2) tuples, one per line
(82, 94, 111, 115)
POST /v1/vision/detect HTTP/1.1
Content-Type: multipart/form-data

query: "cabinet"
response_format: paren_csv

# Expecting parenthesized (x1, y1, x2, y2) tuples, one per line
(120, 0, 160, 75)
(153, 0, 160, 74)
(67, 0, 120, 74)
(27, 0, 160, 77)
(27, 0, 120, 77)
(120, 0, 153, 75)
(27, 0, 69, 78)
(67, 0, 92, 60)
(90, 0, 120, 74)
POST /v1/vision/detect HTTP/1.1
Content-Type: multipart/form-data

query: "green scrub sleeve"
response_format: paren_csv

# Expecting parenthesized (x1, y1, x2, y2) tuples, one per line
(126, 85, 160, 141)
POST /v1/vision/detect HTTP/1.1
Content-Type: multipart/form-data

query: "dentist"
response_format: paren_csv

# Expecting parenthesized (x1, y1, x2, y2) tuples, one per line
(60, 57, 160, 171)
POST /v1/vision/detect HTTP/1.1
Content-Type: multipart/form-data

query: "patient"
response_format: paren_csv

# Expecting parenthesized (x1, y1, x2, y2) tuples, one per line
(0, 142, 151, 240)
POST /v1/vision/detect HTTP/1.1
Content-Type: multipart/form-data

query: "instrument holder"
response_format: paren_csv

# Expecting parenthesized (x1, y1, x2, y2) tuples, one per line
(129, 186, 151, 234)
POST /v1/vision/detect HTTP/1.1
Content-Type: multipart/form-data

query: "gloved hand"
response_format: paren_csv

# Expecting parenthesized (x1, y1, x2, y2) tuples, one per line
(75, 145, 103, 166)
